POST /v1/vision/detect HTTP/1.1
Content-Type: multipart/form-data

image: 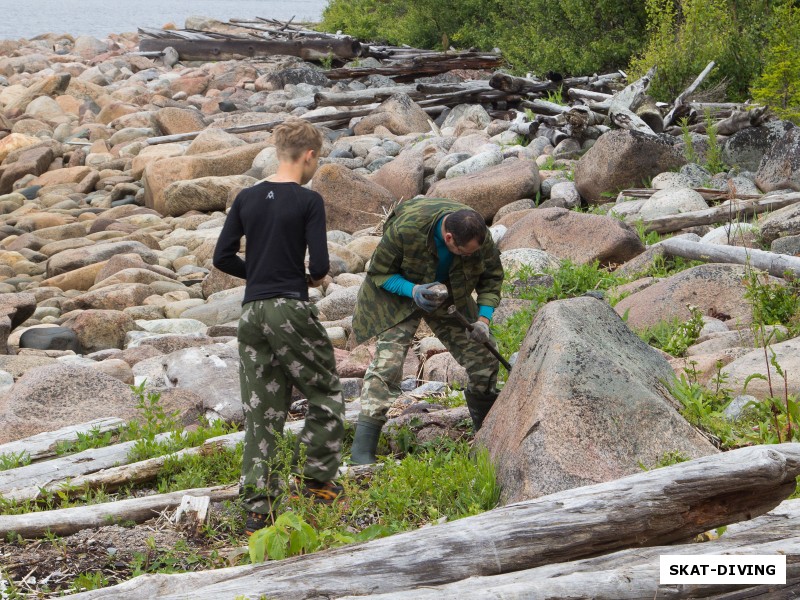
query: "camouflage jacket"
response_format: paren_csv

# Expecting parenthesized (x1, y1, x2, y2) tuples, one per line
(352, 197, 503, 343)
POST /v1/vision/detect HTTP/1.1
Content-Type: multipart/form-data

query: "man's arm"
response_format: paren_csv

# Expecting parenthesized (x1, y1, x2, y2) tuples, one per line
(474, 237, 504, 318)
(367, 224, 404, 288)
(306, 194, 330, 283)
(212, 197, 247, 279)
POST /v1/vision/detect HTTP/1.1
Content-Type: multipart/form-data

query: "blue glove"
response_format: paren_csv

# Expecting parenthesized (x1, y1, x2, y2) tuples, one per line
(412, 282, 446, 312)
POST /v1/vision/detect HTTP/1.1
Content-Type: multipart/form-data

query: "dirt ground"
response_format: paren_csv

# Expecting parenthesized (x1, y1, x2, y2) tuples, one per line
(0, 503, 245, 597)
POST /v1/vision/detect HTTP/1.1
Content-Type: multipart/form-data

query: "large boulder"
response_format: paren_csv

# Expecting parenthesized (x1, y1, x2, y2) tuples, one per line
(637, 187, 709, 221)
(370, 149, 424, 201)
(0, 292, 36, 354)
(61, 283, 154, 312)
(426, 159, 540, 222)
(163, 175, 257, 217)
(0, 133, 41, 162)
(756, 127, 800, 192)
(0, 363, 199, 444)
(758, 201, 800, 244)
(142, 143, 267, 214)
(720, 337, 800, 399)
(46, 241, 158, 277)
(3, 74, 71, 113)
(722, 121, 795, 171)
(312, 163, 396, 233)
(614, 264, 764, 330)
(476, 297, 717, 503)
(498, 207, 644, 266)
(154, 107, 207, 136)
(574, 130, 687, 203)
(353, 93, 431, 136)
(61, 309, 141, 352)
(162, 344, 242, 422)
(316, 286, 360, 321)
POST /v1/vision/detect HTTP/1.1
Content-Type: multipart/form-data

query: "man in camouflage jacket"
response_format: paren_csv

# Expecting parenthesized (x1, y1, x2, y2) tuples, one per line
(350, 197, 504, 464)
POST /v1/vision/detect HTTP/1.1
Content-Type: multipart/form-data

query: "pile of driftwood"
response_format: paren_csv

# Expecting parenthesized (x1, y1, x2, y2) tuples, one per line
(26, 442, 795, 599)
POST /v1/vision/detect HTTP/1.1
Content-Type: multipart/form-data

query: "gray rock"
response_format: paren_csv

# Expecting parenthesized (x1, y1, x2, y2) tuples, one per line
(638, 187, 708, 221)
(771, 234, 800, 255)
(135, 318, 207, 335)
(180, 296, 243, 327)
(500, 248, 560, 275)
(442, 104, 492, 131)
(574, 130, 686, 203)
(759, 202, 800, 244)
(476, 297, 717, 503)
(316, 286, 360, 321)
(434, 153, 471, 180)
(652, 172, 696, 189)
(548, 181, 581, 208)
(756, 127, 800, 192)
(18, 326, 80, 353)
(723, 120, 796, 171)
(679, 163, 712, 186)
(445, 148, 503, 179)
(0, 369, 13, 396)
(723, 395, 757, 421)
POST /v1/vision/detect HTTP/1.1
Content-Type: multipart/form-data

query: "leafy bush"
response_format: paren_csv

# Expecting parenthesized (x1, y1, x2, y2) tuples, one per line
(751, 3, 800, 122)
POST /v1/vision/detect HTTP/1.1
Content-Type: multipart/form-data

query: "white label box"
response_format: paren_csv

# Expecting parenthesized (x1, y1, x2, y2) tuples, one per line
(660, 555, 786, 585)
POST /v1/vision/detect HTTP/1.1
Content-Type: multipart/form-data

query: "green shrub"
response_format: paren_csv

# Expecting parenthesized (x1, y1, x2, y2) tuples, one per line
(751, 3, 800, 122)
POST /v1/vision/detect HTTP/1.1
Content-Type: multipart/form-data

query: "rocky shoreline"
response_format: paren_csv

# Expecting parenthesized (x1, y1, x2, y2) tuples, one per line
(0, 20, 798, 451)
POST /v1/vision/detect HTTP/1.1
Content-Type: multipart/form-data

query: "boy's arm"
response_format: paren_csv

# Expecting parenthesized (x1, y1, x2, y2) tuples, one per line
(306, 194, 330, 283)
(212, 197, 247, 279)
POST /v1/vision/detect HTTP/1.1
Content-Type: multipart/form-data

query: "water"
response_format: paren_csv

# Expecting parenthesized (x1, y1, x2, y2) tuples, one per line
(0, 0, 329, 40)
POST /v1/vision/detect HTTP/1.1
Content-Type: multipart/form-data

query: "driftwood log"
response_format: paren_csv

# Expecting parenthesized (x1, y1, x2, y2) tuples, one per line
(139, 36, 363, 62)
(0, 417, 124, 463)
(637, 191, 800, 234)
(663, 61, 716, 129)
(0, 405, 361, 502)
(0, 485, 237, 539)
(325, 54, 503, 82)
(608, 66, 657, 135)
(659, 238, 800, 279)
(68, 444, 800, 600)
(347, 500, 800, 599)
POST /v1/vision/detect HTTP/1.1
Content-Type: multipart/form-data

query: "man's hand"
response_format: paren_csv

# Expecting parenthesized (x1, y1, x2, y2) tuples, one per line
(412, 282, 447, 312)
(469, 319, 491, 344)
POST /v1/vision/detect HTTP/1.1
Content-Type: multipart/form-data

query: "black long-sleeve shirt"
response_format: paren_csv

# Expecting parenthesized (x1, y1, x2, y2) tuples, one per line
(212, 181, 329, 304)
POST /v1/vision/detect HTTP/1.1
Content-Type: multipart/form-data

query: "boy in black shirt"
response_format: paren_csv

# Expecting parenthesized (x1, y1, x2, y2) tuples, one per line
(213, 119, 345, 535)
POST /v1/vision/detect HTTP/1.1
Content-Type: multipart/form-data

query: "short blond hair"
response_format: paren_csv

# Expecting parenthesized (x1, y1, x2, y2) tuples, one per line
(272, 118, 323, 161)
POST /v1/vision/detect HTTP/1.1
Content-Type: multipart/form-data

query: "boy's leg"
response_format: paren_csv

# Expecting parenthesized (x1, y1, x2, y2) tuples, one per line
(237, 301, 292, 514)
(261, 298, 346, 483)
(425, 309, 500, 430)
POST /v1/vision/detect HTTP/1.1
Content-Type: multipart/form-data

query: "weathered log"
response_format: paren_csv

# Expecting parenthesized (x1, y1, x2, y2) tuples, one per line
(349, 500, 800, 599)
(1, 404, 361, 502)
(325, 55, 503, 82)
(638, 192, 800, 234)
(0, 485, 237, 539)
(519, 98, 570, 115)
(567, 87, 612, 103)
(489, 72, 555, 94)
(313, 85, 417, 107)
(0, 431, 180, 501)
(620, 187, 761, 201)
(139, 36, 362, 62)
(663, 60, 716, 128)
(635, 96, 664, 133)
(0, 417, 124, 463)
(354, 539, 800, 599)
(609, 66, 657, 135)
(67, 444, 800, 600)
(659, 238, 800, 279)
(715, 106, 772, 136)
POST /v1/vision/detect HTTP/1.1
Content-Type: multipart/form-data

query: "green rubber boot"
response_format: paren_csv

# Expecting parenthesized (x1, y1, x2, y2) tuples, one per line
(350, 415, 384, 465)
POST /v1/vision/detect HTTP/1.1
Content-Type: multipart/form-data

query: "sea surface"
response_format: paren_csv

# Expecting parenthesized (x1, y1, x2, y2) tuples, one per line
(0, 0, 329, 40)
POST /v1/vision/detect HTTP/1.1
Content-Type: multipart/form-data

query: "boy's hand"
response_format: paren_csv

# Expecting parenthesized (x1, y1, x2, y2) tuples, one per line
(306, 274, 323, 287)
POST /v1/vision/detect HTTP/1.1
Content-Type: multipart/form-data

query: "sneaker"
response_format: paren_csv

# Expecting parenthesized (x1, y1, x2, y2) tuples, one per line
(291, 478, 343, 505)
(244, 511, 273, 536)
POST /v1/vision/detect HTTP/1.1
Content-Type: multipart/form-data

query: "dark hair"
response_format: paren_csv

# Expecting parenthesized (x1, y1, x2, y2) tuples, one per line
(443, 209, 487, 247)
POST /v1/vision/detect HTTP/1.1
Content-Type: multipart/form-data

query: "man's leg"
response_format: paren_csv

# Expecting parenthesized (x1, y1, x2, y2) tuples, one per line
(237, 301, 292, 517)
(425, 309, 500, 430)
(351, 314, 420, 464)
(261, 298, 346, 484)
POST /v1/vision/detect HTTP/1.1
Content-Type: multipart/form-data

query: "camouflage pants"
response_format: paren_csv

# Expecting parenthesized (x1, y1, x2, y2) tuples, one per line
(237, 298, 345, 514)
(360, 305, 500, 420)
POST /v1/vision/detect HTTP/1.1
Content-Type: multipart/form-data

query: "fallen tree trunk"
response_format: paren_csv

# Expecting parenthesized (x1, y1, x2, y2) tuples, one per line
(638, 191, 800, 234)
(0, 485, 237, 539)
(715, 105, 772, 136)
(1, 404, 361, 502)
(567, 87, 612, 104)
(68, 443, 800, 600)
(349, 500, 800, 599)
(139, 36, 363, 61)
(325, 55, 503, 82)
(489, 72, 555, 94)
(659, 238, 800, 279)
(608, 66, 657, 135)
(0, 418, 124, 463)
(663, 60, 716, 128)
